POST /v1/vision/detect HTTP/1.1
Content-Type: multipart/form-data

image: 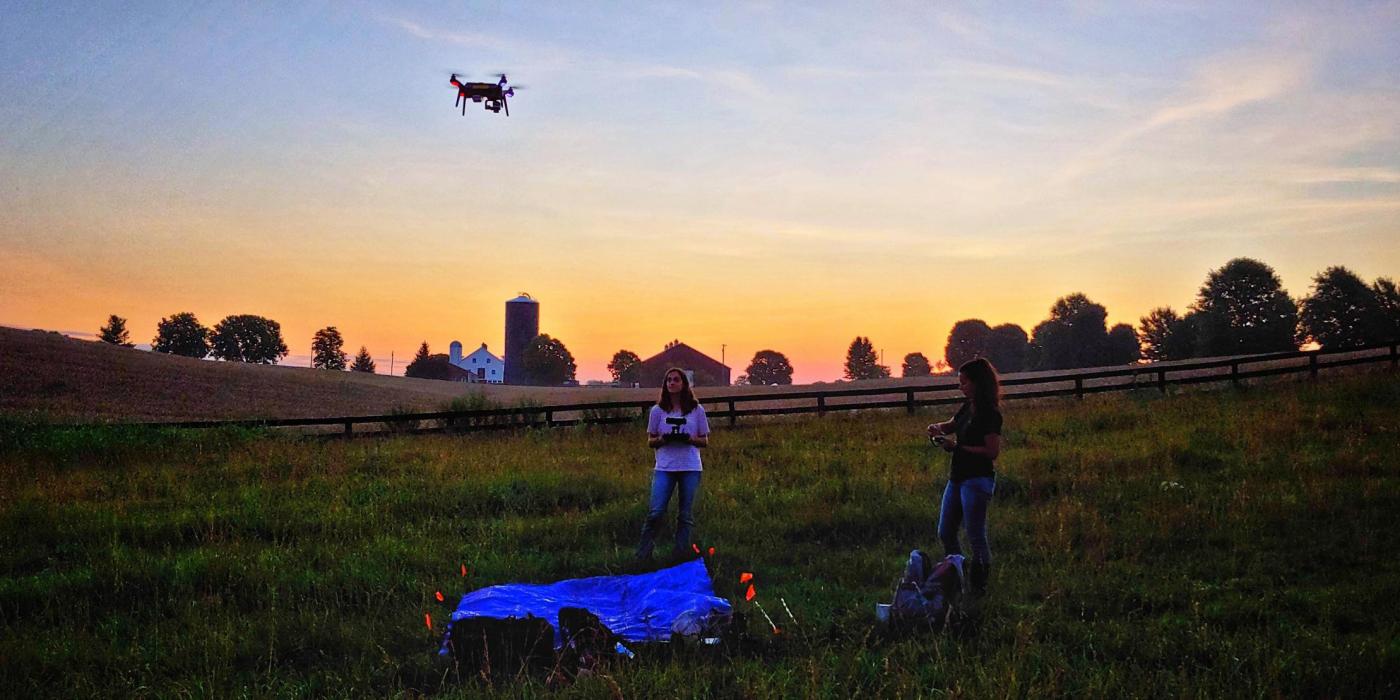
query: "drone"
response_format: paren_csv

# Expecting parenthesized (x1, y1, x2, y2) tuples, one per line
(449, 73, 520, 116)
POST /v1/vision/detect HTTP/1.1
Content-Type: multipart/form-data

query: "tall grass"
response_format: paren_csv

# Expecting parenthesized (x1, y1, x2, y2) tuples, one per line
(1, 373, 1398, 697)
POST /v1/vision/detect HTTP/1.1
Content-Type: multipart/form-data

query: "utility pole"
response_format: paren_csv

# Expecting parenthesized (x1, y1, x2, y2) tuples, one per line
(722, 344, 727, 367)
(390, 351, 395, 376)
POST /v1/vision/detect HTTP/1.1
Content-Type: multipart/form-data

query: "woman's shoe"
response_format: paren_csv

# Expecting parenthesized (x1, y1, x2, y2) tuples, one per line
(969, 561, 990, 597)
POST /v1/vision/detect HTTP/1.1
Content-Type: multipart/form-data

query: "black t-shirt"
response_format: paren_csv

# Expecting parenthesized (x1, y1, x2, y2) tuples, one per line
(949, 402, 1003, 481)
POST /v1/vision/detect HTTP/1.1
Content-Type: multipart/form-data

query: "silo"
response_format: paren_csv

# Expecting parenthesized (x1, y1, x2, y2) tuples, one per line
(504, 293, 539, 385)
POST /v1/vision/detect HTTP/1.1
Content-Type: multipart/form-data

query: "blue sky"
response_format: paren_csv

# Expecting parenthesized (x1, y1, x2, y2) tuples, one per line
(3, 1, 1398, 381)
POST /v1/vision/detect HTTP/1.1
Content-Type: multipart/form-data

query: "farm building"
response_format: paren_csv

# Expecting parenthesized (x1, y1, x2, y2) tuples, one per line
(637, 340, 731, 387)
(449, 341, 503, 383)
(504, 294, 539, 385)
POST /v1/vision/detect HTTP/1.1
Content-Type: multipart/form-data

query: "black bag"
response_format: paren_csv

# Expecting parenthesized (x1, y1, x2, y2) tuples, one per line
(887, 549, 964, 631)
(444, 615, 555, 680)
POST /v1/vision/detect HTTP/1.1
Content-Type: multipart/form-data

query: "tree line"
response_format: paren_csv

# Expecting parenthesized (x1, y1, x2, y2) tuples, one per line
(99, 258, 1397, 386)
(98, 313, 376, 372)
(712, 257, 1399, 385)
(101, 312, 582, 385)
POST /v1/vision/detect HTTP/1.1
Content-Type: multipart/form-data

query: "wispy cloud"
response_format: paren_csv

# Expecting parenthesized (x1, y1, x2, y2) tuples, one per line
(1287, 167, 1400, 185)
(379, 16, 515, 52)
(619, 64, 763, 98)
(1051, 49, 1311, 184)
(624, 65, 704, 81)
(939, 59, 1068, 88)
(933, 9, 991, 45)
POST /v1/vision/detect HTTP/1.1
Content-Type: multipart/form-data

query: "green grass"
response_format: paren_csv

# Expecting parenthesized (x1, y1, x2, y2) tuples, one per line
(2, 373, 1399, 697)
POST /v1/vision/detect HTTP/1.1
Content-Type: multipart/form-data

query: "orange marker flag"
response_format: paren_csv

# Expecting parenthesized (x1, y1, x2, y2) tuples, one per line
(739, 572, 754, 583)
(425, 613, 433, 630)
(435, 591, 444, 602)
(692, 543, 701, 554)
(708, 546, 715, 557)
(461, 564, 467, 577)
(745, 583, 756, 601)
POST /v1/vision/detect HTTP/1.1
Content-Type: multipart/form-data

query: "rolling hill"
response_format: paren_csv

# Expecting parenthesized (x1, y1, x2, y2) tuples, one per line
(0, 326, 649, 422)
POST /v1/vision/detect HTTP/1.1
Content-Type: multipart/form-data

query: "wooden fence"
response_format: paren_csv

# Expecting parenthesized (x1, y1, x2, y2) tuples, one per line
(132, 342, 1400, 437)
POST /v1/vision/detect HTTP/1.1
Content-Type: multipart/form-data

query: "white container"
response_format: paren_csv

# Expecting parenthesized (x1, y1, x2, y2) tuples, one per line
(875, 603, 891, 623)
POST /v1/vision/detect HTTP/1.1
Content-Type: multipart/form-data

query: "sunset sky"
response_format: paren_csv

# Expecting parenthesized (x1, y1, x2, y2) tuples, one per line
(3, 2, 1398, 383)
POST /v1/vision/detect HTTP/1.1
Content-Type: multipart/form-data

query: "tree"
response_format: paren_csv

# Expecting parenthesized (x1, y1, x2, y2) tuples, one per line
(944, 319, 993, 370)
(985, 324, 1029, 373)
(311, 326, 348, 370)
(902, 352, 932, 377)
(1190, 257, 1298, 356)
(350, 346, 377, 373)
(607, 350, 643, 385)
(1105, 323, 1141, 365)
(519, 334, 577, 385)
(1373, 278, 1400, 342)
(98, 315, 134, 347)
(746, 350, 794, 385)
(209, 315, 288, 364)
(405, 353, 454, 380)
(1138, 307, 1198, 362)
(152, 312, 210, 358)
(1298, 266, 1383, 349)
(405, 343, 436, 379)
(1028, 294, 1112, 370)
(844, 336, 890, 380)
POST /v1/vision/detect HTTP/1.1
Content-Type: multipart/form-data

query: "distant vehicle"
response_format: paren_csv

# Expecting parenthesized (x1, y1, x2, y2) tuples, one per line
(449, 73, 521, 116)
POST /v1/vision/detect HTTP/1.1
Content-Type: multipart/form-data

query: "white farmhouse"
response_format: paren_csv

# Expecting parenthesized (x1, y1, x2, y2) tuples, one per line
(449, 341, 504, 383)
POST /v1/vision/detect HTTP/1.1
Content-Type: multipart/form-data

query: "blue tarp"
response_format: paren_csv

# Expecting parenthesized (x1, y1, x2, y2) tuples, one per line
(440, 558, 732, 653)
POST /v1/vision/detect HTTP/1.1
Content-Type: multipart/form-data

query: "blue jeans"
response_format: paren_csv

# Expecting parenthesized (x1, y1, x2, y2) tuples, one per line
(637, 470, 702, 558)
(938, 476, 995, 564)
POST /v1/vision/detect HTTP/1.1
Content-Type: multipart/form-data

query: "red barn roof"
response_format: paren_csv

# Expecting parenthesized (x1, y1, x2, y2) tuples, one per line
(636, 340, 731, 387)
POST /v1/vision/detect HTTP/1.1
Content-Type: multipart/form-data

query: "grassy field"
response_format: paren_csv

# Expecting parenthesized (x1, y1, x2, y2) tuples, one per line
(2, 372, 1398, 697)
(0, 325, 963, 423)
(0, 326, 648, 422)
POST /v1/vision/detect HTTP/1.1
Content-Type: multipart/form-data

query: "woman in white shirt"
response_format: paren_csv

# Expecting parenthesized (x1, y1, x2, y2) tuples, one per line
(636, 368, 710, 560)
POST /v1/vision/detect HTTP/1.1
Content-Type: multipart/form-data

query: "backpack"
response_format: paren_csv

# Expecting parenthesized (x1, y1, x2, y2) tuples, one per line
(887, 550, 964, 631)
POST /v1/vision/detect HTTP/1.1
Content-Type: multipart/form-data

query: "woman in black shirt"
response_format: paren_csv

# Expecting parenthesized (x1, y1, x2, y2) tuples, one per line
(927, 358, 1002, 596)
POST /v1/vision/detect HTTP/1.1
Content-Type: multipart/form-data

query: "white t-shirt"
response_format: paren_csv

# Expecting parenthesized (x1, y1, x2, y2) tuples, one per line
(648, 404, 709, 472)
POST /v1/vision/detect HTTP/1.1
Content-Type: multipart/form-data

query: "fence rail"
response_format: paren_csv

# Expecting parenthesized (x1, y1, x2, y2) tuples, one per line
(133, 342, 1398, 436)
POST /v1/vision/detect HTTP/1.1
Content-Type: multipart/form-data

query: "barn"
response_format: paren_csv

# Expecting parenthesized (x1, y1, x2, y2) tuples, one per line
(449, 341, 504, 383)
(636, 340, 731, 387)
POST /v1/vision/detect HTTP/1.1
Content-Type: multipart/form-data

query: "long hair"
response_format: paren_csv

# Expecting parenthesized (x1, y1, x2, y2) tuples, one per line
(959, 357, 1001, 415)
(657, 367, 699, 414)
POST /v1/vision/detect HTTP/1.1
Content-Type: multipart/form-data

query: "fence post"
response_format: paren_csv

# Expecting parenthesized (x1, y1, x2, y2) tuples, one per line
(546, 410, 553, 428)
(1391, 343, 1397, 369)
(906, 390, 915, 414)
(1157, 370, 1166, 394)
(344, 421, 353, 437)
(1309, 352, 1319, 379)
(1231, 362, 1240, 387)
(1074, 377, 1084, 400)
(818, 395, 826, 417)
(728, 400, 736, 427)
